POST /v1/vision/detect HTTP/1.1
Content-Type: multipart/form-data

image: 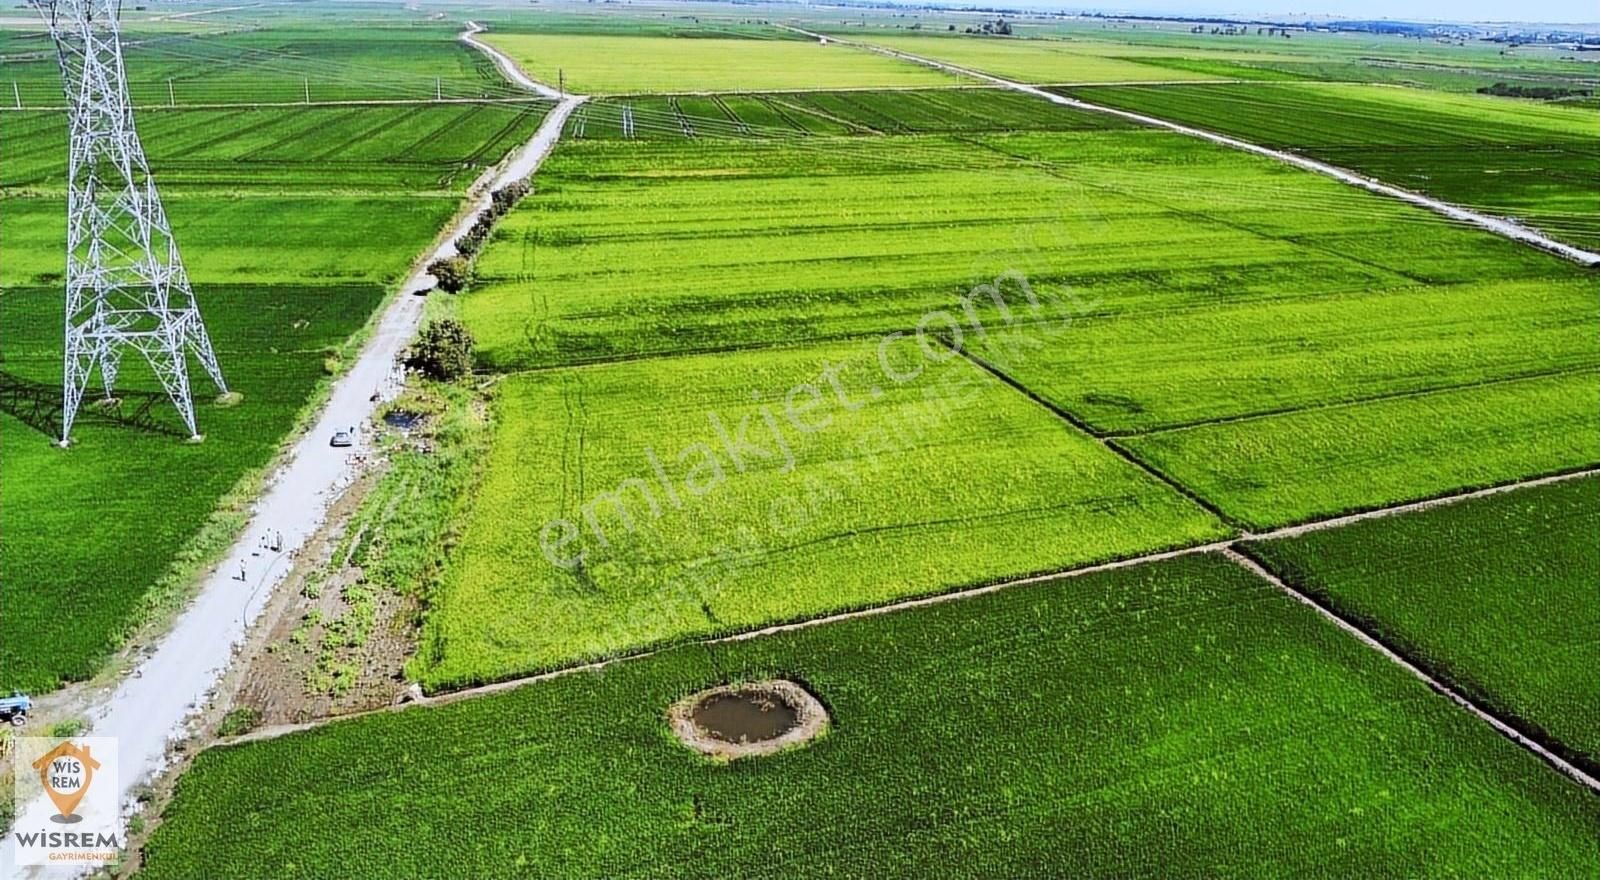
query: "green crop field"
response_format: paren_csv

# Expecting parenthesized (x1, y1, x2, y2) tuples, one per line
(0, 22, 526, 106)
(1064, 82, 1600, 249)
(566, 86, 1114, 139)
(140, 554, 1600, 878)
(462, 124, 1584, 373)
(1245, 476, 1600, 773)
(15, 6, 1600, 873)
(477, 32, 958, 94)
(414, 340, 1226, 690)
(858, 33, 1225, 83)
(1121, 371, 1600, 530)
(0, 87, 547, 690)
(968, 278, 1599, 434)
(815, 16, 1600, 91)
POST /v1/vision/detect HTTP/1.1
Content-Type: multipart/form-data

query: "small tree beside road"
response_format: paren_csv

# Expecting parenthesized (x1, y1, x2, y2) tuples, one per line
(428, 256, 470, 294)
(407, 319, 475, 381)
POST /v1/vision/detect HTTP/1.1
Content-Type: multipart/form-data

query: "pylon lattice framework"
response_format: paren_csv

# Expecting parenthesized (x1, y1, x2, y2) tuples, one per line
(37, 0, 226, 444)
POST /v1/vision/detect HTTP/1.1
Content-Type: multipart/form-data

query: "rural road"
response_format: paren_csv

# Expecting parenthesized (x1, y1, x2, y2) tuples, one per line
(787, 27, 1600, 268)
(462, 21, 565, 100)
(1, 43, 583, 880)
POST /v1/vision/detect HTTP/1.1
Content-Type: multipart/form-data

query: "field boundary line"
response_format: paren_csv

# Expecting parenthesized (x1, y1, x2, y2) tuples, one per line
(222, 465, 1600, 749)
(1221, 548, 1600, 795)
(1107, 365, 1600, 439)
(948, 340, 1241, 527)
(780, 26, 1600, 268)
(1248, 465, 1600, 541)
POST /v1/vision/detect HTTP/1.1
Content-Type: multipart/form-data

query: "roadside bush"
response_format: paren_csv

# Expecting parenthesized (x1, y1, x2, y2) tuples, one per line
(456, 180, 534, 257)
(407, 319, 476, 381)
(428, 256, 471, 294)
(216, 707, 261, 738)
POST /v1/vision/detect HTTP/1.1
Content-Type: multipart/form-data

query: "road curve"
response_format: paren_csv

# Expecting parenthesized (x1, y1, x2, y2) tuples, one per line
(1, 70, 584, 880)
(462, 21, 565, 100)
(786, 27, 1600, 268)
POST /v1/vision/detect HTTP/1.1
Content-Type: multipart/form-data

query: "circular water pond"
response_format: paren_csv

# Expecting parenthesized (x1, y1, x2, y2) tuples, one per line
(669, 680, 828, 759)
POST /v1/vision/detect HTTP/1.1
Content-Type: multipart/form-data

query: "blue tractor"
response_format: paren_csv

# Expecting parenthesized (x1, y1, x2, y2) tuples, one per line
(0, 692, 32, 727)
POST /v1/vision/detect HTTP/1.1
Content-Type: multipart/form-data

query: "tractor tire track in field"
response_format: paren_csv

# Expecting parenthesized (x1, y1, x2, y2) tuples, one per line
(223, 466, 1600, 801)
(782, 26, 1600, 268)
(0, 40, 587, 879)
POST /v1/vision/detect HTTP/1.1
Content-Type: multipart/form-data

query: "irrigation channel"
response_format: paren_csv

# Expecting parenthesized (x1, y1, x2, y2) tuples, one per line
(0, 32, 583, 877)
(784, 26, 1600, 268)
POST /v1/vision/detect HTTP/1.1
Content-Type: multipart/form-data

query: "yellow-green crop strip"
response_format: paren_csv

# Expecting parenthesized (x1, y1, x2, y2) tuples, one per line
(1121, 371, 1600, 530)
(1246, 476, 1600, 774)
(414, 340, 1227, 690)
(479, 32, 958, 94)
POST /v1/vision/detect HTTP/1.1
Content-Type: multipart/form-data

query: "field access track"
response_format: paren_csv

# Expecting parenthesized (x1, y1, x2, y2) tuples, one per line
(1, 73, 586, 880)
(785, 27, 1600, 268)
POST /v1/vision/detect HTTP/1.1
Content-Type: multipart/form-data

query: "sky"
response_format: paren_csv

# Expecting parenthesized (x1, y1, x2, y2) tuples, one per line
(1005, 2, 1599, 25)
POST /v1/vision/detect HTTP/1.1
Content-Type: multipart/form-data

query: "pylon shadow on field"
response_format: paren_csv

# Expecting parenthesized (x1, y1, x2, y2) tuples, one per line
(0, 369, 189, 440)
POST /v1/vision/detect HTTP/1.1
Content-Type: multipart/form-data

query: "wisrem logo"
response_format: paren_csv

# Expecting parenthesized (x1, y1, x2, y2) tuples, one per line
(8, 737, 122, 868)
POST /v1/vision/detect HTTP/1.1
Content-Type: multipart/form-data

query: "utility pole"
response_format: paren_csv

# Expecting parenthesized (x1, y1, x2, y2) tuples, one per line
(303, 77, 310, 104)
(435, 77, 442, 101)
(558, 68, 564, 97)
(11, 81, 20, 109)
(32, 0, 228, 444)
(167, 78, 174, 107)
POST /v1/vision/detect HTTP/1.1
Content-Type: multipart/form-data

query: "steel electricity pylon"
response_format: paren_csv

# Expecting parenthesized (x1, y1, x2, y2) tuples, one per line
(36, 0, 226, 445)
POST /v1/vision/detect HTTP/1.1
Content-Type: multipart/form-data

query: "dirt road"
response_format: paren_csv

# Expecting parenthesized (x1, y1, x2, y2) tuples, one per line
(785, 27, 1600, 268)
(462, 21, 565, 101)
(1, 76, 584, 880)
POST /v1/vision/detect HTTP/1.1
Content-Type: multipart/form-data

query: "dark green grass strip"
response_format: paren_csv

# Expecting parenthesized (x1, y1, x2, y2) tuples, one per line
(138, 554, 1600, 878)
(1242, 476, 1600, 777)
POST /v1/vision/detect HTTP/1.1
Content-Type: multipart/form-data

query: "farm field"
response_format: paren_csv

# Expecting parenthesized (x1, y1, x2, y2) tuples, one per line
(0, 97, 548, 691)
(0, 22, 525, 106)
(1121, 370, 1600, 530)
(1245, 476, 1600, 773)
(0, 102, 549, 192)
(850, 33, 1228, 84)
(462, 123, 1584, 371)
(565, 86, 1114, 138)
(476, 31, 958, 93)
(14, 4, 1600, 873)
(813, 14, 1600, 90)
(1063, 82, 1600, 249)
(967, 277, 1599, 434)
(140, 554, 1600, 878)
(414, 340, 1227, 690)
